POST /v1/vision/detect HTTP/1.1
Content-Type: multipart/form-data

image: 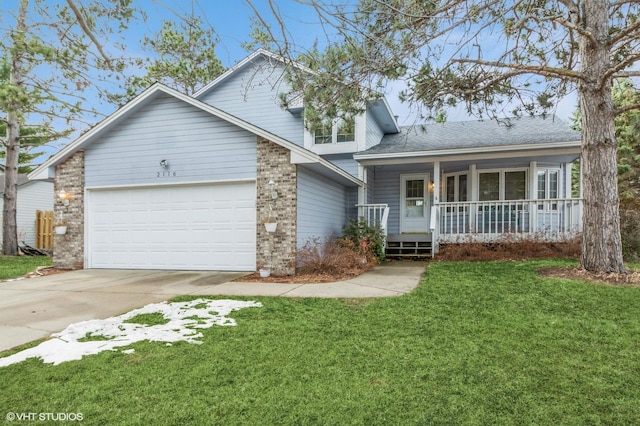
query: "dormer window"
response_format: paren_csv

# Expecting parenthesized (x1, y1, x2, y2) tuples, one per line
(312, 118, 355, 145)
(314, 124, 333, 145)
(336, 120, 355, 143)
(304, 115, 362, 154)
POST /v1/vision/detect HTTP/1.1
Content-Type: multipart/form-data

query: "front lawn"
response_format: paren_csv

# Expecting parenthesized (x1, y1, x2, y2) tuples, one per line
(0, 255, 52, 281)
(1, 259, 640, 424)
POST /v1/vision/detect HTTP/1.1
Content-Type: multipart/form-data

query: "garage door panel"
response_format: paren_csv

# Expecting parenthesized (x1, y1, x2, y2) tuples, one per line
(88, 182, 256, 271)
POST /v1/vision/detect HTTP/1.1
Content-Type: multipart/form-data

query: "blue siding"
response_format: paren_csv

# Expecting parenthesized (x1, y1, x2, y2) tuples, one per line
(0, 181, 54, 246)
(197, 59, 304, 145)
(371, 165, 434, 235)
(322, 154, 359, 178)
(365, 109, 385, 149)
(297, 168, 349, 248)
(85, 94, 257, 188)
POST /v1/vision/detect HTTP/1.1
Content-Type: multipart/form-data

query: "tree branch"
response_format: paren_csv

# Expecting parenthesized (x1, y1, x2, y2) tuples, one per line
(65, 0, 112, 69)
(615, 102, 640, 115)
(450, 58, 584, 82)
(613, 70, 640, 78)
(604, 53, 640, 81)
(609, 19, 640, 45)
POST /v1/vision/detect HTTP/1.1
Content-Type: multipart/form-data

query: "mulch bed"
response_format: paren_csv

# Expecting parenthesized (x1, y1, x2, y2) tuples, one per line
(236, 272, 362, 284)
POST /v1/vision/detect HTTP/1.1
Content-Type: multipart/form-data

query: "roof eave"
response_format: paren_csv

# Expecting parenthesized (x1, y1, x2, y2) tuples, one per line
(354, 140, 582, 162)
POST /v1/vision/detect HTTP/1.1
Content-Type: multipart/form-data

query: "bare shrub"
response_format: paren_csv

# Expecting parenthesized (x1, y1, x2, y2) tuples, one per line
(296, 236, 374, 277)
(438, 235, 581, 262)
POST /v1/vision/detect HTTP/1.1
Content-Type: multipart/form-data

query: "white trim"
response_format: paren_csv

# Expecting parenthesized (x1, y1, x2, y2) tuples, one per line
(354, 142, 581, 164)
(85, 178, 257, 192)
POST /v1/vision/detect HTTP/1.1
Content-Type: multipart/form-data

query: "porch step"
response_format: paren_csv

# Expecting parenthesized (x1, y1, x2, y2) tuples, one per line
(385, 234, 433, 258)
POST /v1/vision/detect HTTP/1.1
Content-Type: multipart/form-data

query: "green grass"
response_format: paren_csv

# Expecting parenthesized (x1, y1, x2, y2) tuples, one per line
(123, 313, 170, 326)
(0, 255, 52, 280)
(1, 259, 640, 425)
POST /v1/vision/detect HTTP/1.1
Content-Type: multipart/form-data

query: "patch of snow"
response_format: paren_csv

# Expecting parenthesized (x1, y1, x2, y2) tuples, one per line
(0, 299, 262, 367)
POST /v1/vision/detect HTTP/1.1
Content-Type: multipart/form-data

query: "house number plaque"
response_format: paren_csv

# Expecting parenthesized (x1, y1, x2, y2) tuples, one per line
(157, 171, 177, 177)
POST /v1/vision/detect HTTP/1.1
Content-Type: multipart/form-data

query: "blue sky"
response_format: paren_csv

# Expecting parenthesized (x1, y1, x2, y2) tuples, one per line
(2, 0, 577, 157)
(122, 1, 579, 123)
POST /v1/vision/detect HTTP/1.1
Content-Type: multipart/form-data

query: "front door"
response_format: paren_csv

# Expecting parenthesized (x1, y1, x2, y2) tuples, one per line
(400, 174, 430, 233)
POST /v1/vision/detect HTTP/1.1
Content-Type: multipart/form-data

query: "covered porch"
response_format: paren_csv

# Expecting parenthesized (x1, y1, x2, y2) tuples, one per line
(355, 154, 582, 256)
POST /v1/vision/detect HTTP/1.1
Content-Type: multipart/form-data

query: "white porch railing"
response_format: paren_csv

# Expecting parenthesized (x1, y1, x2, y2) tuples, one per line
(437, 198, 583, 243)
(356, 204, 390, 237)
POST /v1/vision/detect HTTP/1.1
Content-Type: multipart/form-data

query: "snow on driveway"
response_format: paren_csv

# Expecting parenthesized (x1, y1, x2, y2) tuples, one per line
(0, 298, 262, 367)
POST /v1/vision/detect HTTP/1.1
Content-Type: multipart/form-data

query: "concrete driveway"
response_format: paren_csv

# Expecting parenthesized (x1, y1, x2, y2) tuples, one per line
(0, 262, 425, 352)
(0, 269, 250, 352)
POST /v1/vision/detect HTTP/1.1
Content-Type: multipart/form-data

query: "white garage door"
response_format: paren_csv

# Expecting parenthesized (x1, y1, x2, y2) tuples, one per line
(87, 182, 256, 271)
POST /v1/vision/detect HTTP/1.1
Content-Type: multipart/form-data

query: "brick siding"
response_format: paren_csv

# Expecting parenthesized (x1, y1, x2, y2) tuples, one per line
(256, 137, 297, 275)
(53, 151, 85, 269)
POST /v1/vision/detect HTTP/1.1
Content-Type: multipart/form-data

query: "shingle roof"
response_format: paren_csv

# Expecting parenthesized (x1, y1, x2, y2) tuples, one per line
(359, 115, 581, 156)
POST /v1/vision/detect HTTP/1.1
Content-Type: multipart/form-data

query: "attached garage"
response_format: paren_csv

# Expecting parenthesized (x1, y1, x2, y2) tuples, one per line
(86, 181, 256, 271)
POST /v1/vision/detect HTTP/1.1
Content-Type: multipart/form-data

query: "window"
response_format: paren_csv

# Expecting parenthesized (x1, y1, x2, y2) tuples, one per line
(312, 118, 355, 145)
(504, 171, 526, 200)
(405, 179, 425, 217)
(478, 169, 527, 201)
(445, 173, 468, 202)
(313, 123, 332, 144)
(537, 169, 559, 210)
(336, 120, 355, 143)
(478, 172, 500, 201)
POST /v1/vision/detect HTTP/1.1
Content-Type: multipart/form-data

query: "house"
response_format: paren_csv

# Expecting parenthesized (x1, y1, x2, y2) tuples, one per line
(29, 49, 582, 274)
(0, 166, 54, 248)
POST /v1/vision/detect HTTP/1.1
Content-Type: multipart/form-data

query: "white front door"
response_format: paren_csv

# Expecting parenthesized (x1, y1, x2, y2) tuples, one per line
(400, 174, 430, 233)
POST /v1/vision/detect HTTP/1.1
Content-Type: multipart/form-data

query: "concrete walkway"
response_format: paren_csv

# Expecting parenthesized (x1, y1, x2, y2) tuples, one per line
(0, 262, 425, 352)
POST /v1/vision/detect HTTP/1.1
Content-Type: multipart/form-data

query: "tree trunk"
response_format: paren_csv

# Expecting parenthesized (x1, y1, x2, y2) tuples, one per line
(578, 0, 627, 273)
(2, 0, 27, 256)
(2, 118, 19, 256)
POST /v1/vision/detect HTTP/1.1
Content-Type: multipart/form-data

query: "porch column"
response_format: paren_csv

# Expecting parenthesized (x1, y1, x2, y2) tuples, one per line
(432, 161, 440, 253)
(530, 161, 538, 233)
(358, 164, 367, 205)
(433, 161, 440, 204)
(469, 164, 477, 232)
(469, 164, 477, 201)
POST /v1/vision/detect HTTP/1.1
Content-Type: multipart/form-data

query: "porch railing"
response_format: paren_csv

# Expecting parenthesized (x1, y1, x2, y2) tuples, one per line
(356, 203, 390, 237)
(437, 198, 582, 243)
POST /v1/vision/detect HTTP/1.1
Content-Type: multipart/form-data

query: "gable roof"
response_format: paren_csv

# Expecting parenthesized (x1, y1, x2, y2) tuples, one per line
(194, 49, 400, 134)
(355, 115, 581, 160)
(29, 83, 362, 187)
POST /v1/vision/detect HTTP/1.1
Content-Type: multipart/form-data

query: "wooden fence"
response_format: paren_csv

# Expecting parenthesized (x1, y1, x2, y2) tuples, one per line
(35, 210, 54, 250)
